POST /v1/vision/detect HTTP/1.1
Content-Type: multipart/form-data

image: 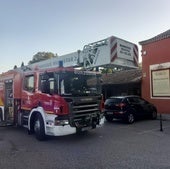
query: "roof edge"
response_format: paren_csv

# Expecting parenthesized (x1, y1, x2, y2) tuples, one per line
(139, 29, 170, 45)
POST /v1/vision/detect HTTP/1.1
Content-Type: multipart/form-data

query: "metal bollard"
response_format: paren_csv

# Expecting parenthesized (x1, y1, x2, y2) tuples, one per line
(160, 114, 163, 132)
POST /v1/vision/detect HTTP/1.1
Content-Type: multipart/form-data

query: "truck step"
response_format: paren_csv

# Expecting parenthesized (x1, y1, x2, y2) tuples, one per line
(23, 115, 29, 119)
(0, 121, 13, 127)
(23, 124, 28, 128)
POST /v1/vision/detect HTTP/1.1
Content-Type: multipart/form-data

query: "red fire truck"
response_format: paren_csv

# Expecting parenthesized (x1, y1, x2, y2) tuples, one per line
(0, 64, 104, 140)
(0, 35, 138, 140)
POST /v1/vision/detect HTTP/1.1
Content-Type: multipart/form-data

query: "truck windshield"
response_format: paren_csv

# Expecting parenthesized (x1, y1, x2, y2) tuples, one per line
(57, 70, 101, 96)
(40, 70, 101, 96)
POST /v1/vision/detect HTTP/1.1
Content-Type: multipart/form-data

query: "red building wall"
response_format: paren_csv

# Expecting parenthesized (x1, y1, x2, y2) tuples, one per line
(141, 38, 170, 114)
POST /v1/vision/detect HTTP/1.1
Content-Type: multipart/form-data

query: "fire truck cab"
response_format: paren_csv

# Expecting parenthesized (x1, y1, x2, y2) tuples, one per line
(0, 65, 104, 140)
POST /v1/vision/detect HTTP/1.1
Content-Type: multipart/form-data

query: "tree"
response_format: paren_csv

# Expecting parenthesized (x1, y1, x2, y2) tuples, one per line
(28, 52, 58, 64)
(101, 68, 113, 74)
(21, 62, 24, 67)
(13, 65, 17, 69)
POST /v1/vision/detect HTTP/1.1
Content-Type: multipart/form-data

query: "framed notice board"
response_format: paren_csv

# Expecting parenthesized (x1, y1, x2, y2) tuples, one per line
(151, 68, 170, 97)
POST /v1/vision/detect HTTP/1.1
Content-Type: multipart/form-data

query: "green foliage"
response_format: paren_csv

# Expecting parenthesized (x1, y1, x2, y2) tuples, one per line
(21, 62, 24, 67)
(101, 68, 113, 74)
(13, 65, 17, 69)
(28, 52, 58, 64)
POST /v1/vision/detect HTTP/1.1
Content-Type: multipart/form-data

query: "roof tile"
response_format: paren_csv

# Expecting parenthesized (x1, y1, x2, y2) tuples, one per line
(102, 69, 142, 85)
(139, 29, 170, 45)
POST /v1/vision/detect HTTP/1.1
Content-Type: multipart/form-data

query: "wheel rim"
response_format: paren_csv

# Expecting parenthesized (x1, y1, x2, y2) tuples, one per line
(34, 119, 40, 133)
(128, 114, 134, 123)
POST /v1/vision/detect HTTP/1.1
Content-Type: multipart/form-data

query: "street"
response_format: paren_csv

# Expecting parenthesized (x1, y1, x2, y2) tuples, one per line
(1, 118, 170, 169)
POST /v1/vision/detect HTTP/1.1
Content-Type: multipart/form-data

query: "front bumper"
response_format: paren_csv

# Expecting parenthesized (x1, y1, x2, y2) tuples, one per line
(45, 116, 105, 136)
(46, 124, 77, 136)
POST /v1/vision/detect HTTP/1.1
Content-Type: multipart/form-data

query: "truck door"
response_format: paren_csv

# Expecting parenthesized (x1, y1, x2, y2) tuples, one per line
(4, 80, 14, 124)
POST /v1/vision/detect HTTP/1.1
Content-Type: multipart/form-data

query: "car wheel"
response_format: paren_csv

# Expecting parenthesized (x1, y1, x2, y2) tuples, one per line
(151, 110, 157, 120)
(34, 114, 46, 141)
(126, 113, 135, 124)
(105, 115, 113, 122)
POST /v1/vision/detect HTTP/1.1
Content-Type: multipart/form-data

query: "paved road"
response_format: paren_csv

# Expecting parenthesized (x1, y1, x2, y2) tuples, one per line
(0, 119, 170, 169)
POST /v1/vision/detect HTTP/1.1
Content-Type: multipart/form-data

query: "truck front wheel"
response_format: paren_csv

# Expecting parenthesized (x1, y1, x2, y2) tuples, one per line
(34, 114, 46, 141)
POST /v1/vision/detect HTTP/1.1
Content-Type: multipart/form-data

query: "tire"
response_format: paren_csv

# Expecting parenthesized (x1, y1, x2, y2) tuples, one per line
(0, 108, 3, 122)
(105, 115, 113, 122)
(76, 128, 88, 135)
(151, 110, 157, 120)
(34, 114, 46, 141)
(126, 113, 135, 124)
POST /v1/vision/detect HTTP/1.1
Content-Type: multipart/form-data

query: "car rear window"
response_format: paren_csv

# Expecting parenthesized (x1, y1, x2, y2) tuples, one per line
(105, 98, 123, 104)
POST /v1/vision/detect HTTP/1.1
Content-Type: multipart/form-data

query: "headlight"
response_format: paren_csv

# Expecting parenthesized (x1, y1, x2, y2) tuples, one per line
(54, 119, 69, 126)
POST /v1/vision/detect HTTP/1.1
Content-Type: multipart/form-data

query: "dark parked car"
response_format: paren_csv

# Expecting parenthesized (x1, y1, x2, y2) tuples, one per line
(104, 95, 157, 124)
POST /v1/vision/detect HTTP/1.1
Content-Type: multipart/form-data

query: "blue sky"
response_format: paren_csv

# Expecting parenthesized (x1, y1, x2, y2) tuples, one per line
(0, 0, 170, 73)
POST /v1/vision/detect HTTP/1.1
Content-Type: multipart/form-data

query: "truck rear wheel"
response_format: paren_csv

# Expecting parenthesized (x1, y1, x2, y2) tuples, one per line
(34, 114, 46, 141)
